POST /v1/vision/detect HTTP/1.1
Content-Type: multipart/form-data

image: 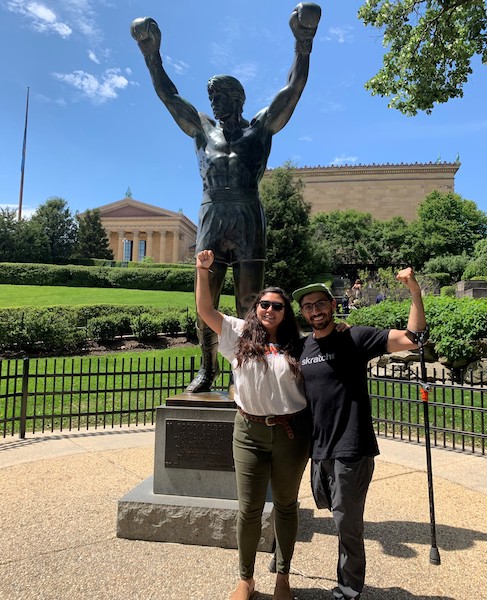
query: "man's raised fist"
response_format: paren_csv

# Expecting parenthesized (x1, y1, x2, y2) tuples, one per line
(131, 17, 162, 56)
(289, 3, 321, 54)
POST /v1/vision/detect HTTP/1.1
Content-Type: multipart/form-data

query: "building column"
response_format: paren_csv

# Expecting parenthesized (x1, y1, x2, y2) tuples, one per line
(117, 231, 124, 261)
(146, 230, 154, 259)
(159, 231, 167, 264)
(172, 229, 179, 263)
(133, 230, 140, 262)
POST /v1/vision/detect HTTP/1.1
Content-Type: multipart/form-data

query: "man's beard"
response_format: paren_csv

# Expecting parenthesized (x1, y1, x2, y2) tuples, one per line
(309, 312, 333, 331)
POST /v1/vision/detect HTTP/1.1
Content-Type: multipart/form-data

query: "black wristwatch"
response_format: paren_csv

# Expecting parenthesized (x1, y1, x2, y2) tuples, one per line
(405, 325, 429, 345)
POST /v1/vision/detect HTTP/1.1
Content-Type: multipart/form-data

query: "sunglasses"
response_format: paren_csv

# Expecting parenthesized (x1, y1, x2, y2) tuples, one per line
(258, 300, 284, 312)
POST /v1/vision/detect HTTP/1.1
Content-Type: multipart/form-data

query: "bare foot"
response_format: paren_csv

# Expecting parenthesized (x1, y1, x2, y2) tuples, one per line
(273, 573, 293, 600)
(229, 578, 255, 600)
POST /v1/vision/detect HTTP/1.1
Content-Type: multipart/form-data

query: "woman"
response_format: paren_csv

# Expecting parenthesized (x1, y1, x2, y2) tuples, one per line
(195, 249, 310, 600)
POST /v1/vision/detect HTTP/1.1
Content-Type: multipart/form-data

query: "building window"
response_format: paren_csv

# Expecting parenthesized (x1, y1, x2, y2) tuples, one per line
(123, 239, 132, 262)
(138, 240, 146, 261)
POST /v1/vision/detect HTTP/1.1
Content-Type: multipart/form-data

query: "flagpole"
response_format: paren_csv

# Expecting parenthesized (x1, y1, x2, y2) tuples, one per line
(18, 86, 30, 221)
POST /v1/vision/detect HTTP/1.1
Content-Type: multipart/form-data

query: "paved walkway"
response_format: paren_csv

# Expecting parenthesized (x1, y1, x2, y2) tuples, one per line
(1, 426, 486, 600)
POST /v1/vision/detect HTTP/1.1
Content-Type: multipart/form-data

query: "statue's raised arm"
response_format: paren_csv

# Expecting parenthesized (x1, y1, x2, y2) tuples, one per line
(264, 3, 321, 134)
(130, 17, 202, 138)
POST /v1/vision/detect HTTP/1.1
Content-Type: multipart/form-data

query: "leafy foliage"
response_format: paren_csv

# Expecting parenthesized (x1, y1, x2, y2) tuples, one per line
(423, 253, 471, 283)
(415, 191, 487, 261)
(358, 0, 487, 115)
(0, 207, 50, 263)
(30, 197, 77, 262)
(0, 305, 196, 355)
(311, 210, 375, 276)
(74, 208, 114, 260)
(463, 238, 487, 278)
(348, 295, 487, 363)
(260, 164, 319, 291)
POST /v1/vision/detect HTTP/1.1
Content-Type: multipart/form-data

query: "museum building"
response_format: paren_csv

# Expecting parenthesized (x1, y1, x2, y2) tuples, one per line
(96, 196, 197, 263)
(97, 161, 459, 262)
(274, 160, 460, 222)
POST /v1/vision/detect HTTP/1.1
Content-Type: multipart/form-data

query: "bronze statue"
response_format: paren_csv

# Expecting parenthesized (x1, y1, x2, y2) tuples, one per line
(131, 3, 321, 393)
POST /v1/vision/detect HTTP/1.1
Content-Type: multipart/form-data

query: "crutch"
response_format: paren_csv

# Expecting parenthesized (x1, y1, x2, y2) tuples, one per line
(417, 330, 441, 565)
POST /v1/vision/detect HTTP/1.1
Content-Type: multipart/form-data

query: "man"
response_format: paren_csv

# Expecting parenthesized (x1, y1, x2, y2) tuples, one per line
(131, 3, 321, 393)
(292, 268, 427, 600)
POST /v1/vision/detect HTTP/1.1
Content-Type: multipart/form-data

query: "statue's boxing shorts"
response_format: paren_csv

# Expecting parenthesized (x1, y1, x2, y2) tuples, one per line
(195, 189, 266, 265)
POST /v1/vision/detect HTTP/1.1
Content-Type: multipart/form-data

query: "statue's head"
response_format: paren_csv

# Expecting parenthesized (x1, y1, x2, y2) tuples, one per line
(207, 75, 246, 118)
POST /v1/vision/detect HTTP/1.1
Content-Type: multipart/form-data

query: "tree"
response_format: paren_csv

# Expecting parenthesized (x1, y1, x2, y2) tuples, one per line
(0, 208, 50, 263)
(310, 209, 376, 277)
(423, 253, 471, 282)
(30, 197, 77, 262)
(414, 190, 487, 262)
(358, 0, 487, 115)
(462, 238, 487, 278)
(0, 208, 17, 262)
(370, 216, 417, 267)
(14, 219, 51, 263)
(260, 164, 319, 291)
(74, 208, 114, 260)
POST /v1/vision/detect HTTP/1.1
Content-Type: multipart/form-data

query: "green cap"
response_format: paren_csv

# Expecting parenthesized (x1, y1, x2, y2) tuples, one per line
(292, 283, 334, 305)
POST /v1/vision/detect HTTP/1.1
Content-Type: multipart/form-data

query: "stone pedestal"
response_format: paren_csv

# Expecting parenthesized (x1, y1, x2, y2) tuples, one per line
(117, 392, 274, 551)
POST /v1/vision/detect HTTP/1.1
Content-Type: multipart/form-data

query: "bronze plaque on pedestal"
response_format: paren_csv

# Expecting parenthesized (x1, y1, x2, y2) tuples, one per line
(165, 419, 235, 471)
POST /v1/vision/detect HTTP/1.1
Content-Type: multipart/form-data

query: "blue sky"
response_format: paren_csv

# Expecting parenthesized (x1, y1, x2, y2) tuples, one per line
(1, 0, 486, 226)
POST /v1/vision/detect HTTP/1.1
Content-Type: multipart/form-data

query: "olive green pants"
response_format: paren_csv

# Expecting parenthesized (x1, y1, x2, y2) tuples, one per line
(232, 410, 310, 578)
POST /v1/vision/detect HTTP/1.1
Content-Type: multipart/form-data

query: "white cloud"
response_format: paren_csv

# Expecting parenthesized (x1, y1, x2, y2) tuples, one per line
(87, 49, 100, 64)
(6, 0, 100, 39)
(63, 0, 99, 38)
(299, 135, 313, 142)
(320, 100, 344, 114)
(165, 56, 190, 76)
(325, 26, 354, 44)
(232, 62, 258, 84)
(0, 203, 36, 218)
(52, 68, 129, 103)
(7, 0, 72, 37)
(210, 42, 232, 68)
(330, 155, 358, 166)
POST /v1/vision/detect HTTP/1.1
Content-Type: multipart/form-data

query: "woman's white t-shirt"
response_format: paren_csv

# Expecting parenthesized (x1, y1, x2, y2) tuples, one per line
(218, 315, 307, 416)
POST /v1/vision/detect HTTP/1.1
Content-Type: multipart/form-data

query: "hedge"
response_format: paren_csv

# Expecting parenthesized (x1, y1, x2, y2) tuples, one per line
(0, 305, 198, 355)
(347, 296, 487, 364)
(0, 262, 234, 294)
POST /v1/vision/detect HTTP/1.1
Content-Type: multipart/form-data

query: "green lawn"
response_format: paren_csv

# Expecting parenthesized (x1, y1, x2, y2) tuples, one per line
(0, 284, 235, 310)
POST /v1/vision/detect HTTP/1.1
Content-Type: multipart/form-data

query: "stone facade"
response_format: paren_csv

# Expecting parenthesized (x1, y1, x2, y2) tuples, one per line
(266, 161, 460, 222)
(97, 197, 197, 263)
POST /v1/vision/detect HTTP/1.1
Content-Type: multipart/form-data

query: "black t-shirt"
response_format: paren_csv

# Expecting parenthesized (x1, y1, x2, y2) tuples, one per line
(300, 326, 389, 460)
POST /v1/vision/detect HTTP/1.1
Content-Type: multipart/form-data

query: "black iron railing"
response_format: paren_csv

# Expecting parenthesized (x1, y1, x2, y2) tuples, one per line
(1, 356, 486, 455)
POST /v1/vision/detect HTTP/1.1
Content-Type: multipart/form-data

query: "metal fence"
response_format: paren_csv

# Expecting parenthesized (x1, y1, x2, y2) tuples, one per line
(1, 356, 486, 455)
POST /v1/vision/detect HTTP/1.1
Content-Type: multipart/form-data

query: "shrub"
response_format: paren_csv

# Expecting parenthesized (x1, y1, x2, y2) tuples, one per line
(440, 286, 456, 297)
(182, 313, 197, 341)
(87, 315, 126, 341)
(347, 296, 487, 363)
(423, 272, 451, 288)
(130, 314, 161, 341)
(160, 314, 182, 335)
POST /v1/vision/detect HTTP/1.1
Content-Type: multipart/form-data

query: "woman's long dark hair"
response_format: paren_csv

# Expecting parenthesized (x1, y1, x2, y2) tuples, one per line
(235, 287, 303, 379)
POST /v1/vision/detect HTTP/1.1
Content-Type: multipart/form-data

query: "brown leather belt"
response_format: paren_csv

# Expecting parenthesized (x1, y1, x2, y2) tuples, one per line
(238, 408, 306, 440)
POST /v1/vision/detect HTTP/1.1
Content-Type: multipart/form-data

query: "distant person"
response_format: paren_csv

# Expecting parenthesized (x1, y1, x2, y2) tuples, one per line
(351, 279, 363, 307)
(292, 268, 427, 600)
(131, 3, 321, 394)
(375, 290, 386, 303)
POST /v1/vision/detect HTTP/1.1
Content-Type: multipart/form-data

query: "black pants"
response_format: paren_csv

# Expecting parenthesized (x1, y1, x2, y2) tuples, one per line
(311, 456, 375, 599)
